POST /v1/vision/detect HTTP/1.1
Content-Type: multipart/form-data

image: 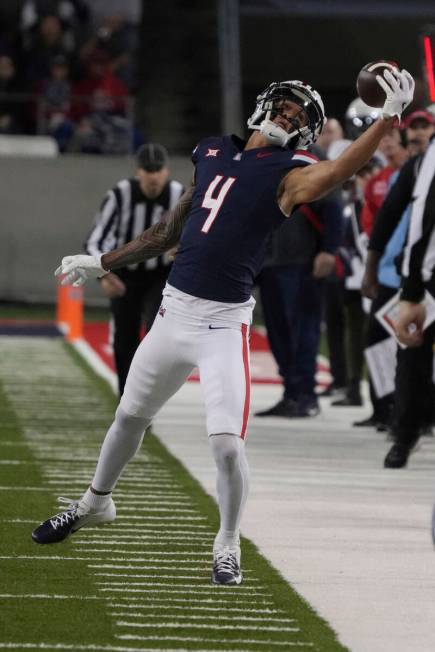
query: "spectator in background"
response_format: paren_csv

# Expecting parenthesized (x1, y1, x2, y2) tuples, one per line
(20, 0, 91, 54)
(24, 14, 74, 86)
(255, 166, 344, 418)
(34, 54, 73, 151)
(0, 53, 26, 134)
(315, 117, 344, 157)
(403, 109, 435, 157)
(322, 154, 382, 400)
(353, 128, 408, 432)
(69, 49, 134, 154)
(360, 128, 409, 238)
(84, 143, 185, 395)
(323, 139, 383, 408)
(83, 0, 141, 27)
(79, 13, 137, 88)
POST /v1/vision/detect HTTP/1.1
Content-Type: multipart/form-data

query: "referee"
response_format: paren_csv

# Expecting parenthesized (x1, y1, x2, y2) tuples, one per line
(364, 135, 435, 468)
(85, 143, 185, 395)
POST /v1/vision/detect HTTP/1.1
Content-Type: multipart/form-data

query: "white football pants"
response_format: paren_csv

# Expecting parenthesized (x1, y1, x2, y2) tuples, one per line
(91, 284, 253, 548)
(120, 283, 254, 437)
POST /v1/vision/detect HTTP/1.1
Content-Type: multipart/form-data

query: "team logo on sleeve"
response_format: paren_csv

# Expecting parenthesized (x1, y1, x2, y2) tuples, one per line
(206, 148, 220, 157)
(158, 306, 166, 317)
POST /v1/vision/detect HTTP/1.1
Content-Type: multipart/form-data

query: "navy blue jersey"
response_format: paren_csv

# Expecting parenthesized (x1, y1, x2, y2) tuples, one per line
(168, 135, 317, 302)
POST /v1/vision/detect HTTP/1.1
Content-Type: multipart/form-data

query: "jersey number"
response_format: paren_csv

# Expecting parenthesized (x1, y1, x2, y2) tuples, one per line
(201, 175, 236, 233)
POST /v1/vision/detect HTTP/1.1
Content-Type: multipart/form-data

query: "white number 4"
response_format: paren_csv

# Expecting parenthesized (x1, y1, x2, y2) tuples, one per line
(201, 175, 236, 233)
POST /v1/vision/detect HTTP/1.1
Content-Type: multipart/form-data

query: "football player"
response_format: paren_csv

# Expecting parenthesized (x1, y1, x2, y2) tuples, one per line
(32, 69, 414, 585)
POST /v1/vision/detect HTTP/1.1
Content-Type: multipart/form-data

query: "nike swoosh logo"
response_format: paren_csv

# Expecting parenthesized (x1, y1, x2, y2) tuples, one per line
(208, 325, 230, 330)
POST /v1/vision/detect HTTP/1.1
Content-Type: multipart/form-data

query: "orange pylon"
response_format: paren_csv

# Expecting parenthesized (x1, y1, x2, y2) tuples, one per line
(56, 279, 83, 340)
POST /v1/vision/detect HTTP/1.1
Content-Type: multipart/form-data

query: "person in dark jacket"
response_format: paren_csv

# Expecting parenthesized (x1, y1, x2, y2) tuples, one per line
(255, 175, 344, 418)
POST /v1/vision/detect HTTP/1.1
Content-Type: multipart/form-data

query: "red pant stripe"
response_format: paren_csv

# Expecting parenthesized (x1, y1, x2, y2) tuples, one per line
(240, 323, 250, 440)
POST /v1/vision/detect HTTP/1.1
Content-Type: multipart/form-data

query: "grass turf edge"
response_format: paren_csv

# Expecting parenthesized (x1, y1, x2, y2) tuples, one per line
(65, 340, 349, 651)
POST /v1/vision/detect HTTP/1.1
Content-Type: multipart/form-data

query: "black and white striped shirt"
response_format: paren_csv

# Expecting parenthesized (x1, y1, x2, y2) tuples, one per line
(402, 138, 435, 301)
(85, 177, 184, 271)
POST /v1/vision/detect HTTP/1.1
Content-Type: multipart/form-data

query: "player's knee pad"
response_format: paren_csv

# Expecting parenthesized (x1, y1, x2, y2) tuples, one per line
(210, 433, 244, 472)
(114, 405, 150, 438)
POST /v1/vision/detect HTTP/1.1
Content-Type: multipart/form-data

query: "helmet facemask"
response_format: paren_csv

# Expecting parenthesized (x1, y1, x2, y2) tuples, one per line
(247, 81, 326, 149)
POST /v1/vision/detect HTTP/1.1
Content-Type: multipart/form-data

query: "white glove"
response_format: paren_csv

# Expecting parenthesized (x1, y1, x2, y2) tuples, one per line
(376, 68, 415, 121)
(55, 254, 107, 287)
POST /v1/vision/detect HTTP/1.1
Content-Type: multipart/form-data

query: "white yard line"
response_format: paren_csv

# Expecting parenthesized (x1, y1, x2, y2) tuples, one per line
(118, 635, 313, 648)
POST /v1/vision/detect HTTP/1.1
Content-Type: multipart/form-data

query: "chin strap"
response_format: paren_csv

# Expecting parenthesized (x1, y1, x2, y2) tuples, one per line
(259, 119, 291, 147)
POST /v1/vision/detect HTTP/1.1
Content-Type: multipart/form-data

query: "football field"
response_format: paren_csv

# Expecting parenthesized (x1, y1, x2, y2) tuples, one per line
(0, 336, 347, 652)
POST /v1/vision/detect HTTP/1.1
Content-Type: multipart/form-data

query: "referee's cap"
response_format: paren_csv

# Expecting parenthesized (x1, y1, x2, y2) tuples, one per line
(137, 143, 169, 172)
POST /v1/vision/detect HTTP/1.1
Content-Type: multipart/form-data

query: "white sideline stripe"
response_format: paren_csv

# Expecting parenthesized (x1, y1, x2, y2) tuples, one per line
(116, 621, 299, 632)
(0, 442, 29, 445)
(108, 601, 274, 610)
(96, 565, 209, 572)
(113, 507, 197, 513)
(83, 550, 211, 557)
(96, 573, 212, 580)
(0, 556, 208, 565)
(109, 604, 282, 614)
(96, 573, 257, 583)
(44, 476, 173, 485)
(109, 515, 207, 521)
(0, 594, 102, 600)
(86, 530, 210, 536)
(46, 476, 180, 489)
(110, 502, 197, 509)
(88, 564, 211, 571)
(102, 493, 189, 499)
(0, 486, 53, 491)
(0, 645, 255, 652)
(100, 588, 271, 596)
(81, 535, 212, 543)
(98, 581, 263, 591)
(75, 540, 210, 547)
(71, 338, 118, 393)
(112, 612, 294, 623)
(87, 525, 210, 531)
(0, 460, 29, 464)
(118, 635, 313, 647)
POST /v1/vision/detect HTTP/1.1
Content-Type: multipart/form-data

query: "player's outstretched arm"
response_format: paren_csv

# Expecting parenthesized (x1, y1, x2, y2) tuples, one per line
(279, 68, 414, 215)
(56, 185, 195, 287)
(101, 184, 194, 270)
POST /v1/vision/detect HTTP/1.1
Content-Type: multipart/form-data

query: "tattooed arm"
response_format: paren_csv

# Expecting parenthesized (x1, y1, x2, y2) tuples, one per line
(55, 184, 195, 287)
(101, 184, 195, 271)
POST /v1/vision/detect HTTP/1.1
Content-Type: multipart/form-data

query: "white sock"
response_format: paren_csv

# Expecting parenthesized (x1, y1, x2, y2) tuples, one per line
(80, 487, 112, 511)
(91, 405, 150, 493)
(209, 434, 249, 551)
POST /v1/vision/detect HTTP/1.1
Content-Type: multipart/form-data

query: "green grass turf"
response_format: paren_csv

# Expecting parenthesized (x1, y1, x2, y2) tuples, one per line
(0, 336, 348, 652)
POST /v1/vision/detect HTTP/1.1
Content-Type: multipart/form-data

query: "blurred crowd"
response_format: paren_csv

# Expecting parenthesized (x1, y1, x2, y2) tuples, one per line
(0, 0, 142, 153)
(256, 97, 435, 469)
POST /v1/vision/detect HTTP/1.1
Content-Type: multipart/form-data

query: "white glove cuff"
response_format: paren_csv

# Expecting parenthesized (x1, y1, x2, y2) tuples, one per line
(95, 253, 109, 277)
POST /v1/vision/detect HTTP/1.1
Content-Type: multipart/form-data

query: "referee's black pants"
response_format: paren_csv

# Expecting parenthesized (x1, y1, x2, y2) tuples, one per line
(110, 267, 169, 396)
(392, 312, 435, 447)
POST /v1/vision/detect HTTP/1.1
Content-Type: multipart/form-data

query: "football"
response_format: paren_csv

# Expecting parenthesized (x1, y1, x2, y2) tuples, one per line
(356, 60, 400, 107)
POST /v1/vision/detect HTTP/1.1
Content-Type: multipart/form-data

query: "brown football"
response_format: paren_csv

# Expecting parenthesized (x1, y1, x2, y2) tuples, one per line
(356, 60, 400, 107)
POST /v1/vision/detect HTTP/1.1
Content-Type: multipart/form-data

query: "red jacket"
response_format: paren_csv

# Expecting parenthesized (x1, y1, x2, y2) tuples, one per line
(360, 167, 395, 236)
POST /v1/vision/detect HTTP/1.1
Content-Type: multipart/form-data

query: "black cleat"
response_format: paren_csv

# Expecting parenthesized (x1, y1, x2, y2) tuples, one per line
(212, 546, 242, 585)
(32, 496, 116, 544)
(353, 415, 380, 428)
(255, 399, 297, 418)
(384, 443, 412, 469)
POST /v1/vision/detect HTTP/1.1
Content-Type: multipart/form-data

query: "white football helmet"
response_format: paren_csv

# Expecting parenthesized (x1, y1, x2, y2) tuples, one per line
(247, 80, 326, 149)
(345, 97, 381, 140)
